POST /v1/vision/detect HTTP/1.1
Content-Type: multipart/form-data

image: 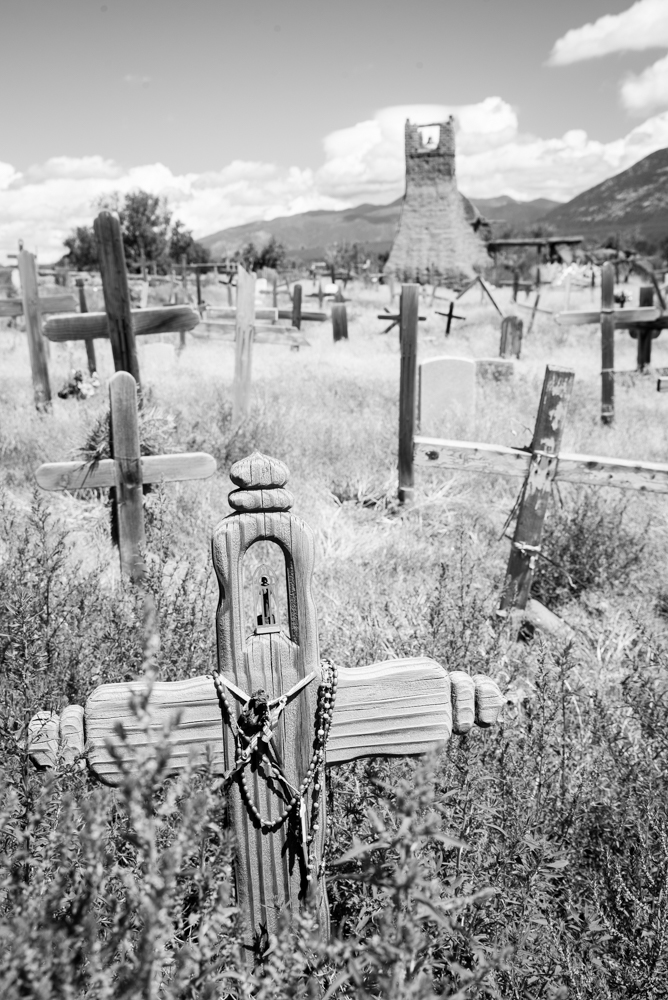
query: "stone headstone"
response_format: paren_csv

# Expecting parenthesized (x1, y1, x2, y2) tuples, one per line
(476, 358, 514, 381)
(418, 356, 476, 433)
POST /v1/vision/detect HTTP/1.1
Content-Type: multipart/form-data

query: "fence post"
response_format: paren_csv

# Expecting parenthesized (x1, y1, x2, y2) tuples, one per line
(17, 250, 51, 410)
(76, 278, 97, 375)
(601, 262, 615, 425)
(332, 303, 348, 342)
(233, 265, 255, 423)
(94, 211, 141, 387)
(398, 285, 419, 505)
(109, 372, 146, 583)
(292, 283, 302, 330)
(498, 366, 574, 614)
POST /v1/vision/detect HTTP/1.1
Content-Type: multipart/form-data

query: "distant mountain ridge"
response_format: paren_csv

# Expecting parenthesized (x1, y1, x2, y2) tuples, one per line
(200, 146, 668, 260)
(200, 195, 560, 262)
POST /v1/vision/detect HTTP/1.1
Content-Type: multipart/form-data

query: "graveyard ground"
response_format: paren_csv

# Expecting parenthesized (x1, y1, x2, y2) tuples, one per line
(2, 279, 668, 996)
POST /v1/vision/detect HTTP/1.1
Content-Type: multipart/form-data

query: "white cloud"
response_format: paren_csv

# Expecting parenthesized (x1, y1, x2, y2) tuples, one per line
(549, 0, 668, 115)
(5, 98, 668, 261)
(549, 0, 668, 64)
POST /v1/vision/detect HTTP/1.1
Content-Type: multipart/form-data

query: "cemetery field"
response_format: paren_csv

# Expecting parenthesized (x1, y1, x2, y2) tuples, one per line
(3, 281, 668, 996)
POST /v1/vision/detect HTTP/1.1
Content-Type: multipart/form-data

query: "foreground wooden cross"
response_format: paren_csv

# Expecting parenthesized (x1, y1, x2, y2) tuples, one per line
(35, 371, 216, 581)
(42, 212, 199, 388)
(398, 282, 668, 618)
(28, 450, 504, 955)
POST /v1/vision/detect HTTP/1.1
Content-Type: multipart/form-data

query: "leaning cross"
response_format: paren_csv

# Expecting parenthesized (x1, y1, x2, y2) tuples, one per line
(435, 300, 465, 336)
(28, 450, 504, 955)
(34, 371, 216, 581)
(41, 212, 200, 388)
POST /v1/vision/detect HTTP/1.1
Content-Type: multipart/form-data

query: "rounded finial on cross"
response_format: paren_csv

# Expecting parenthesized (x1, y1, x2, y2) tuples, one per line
(228, 451, 293, 512)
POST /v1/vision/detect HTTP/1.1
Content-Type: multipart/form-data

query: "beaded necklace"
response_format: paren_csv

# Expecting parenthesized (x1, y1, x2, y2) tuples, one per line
(212, 660, 338, 885)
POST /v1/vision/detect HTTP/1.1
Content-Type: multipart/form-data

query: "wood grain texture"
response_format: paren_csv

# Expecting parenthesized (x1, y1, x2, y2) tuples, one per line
(233, 265, 255, 423)
(43, 306, 199, 342)
(600, 263, 615, 425)
(18, 250, 51, 410)
(557, 306, 659, 326)
(499, 366, 574, 613)
(28, 711, 59, 768)
(0, 294, 77, 317)
(398, 285, 419, 504)
(60, 705, 85, 764)
(211, 498, 326, 943)
(35, 452, 216, 492)
(73, 662, 504, 780)
(228, 488, 294, 512)
(94, 212, 141, 383)
(230, 452, 289, 489)
(110, 372, 146, 582)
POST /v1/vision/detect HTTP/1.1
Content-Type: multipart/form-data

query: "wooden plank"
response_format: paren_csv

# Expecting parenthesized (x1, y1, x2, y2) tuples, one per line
(109, 372, 146, 581)
(415, 437, 531, 478)
(0, 294, 77, 317)
(499, 366, 574, 613)
(278, 308, 326, 323)
(0, 300, 23, 317)
(17, 250, 51, 410)
(601, 262, 615, 425)
(291, 282, 302, 330)
(557, 306, 659, 326)
(206, 307, 278, 321)
(35, 452, 216, 492)
(94, 211, 141, 384)
(80, 658, 503, 778)
(76, 278, 97, 375)
(232, 265, 255, 422)
(398, 285, 419, 504)
(43, 305, 199, 342)
(555, 452, 668, 493)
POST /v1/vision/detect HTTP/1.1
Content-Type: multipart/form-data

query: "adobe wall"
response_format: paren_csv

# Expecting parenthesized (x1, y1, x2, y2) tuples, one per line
(385, 117, 488, 285)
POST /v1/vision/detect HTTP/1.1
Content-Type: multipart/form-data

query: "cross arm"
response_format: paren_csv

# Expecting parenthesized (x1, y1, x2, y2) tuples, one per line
(0, 294, 77, 318)
(557, 307, 660, 327)
(35, 453, 217, 491)
(43, 305, 200, 342)
(27, 659, 504, 783)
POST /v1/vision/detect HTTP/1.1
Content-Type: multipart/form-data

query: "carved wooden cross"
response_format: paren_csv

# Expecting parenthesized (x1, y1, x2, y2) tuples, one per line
(35, 371, 216, 581)
(29, 450, 504, 955)
(41, 212, 200, 388)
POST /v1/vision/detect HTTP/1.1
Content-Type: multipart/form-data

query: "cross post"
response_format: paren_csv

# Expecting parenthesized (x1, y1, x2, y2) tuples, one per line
(75, 278, 97, 375)
(233, 264, 255, 423)
(16, 250, 53, 410)
(34, 371, 216, 581)
(28, 449, 504, 956)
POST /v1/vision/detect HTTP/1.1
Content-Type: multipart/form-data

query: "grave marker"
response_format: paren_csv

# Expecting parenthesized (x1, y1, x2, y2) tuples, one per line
(418, 357, 476, 433)
(331, 302, 348, 342)
(16, 250, 52, 410)
(28, 450, 504, 952)
(233, 264, 255, 423)
(75, 278, 97, 375)
(499, 315, 523, 359)
(35, 371, 216, 581)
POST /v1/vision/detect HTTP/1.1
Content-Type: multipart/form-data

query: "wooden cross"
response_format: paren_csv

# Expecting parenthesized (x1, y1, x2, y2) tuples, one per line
(397, 283, 668, 620)
(41, 212, 200, 389)
(557, 262, 667, 423)
(435, 300, 465, 336)
(1, 250, 78, 409)
(35, 371, 216, 582)
(27, 449, 504, 957)
(377, 305, 426, 335)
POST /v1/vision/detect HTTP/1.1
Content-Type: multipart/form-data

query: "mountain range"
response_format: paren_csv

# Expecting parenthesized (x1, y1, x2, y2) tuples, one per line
(200, 147, 668, 259)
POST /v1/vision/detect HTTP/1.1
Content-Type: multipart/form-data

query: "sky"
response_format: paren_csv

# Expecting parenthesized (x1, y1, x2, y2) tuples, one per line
(3, 0, 668, 259)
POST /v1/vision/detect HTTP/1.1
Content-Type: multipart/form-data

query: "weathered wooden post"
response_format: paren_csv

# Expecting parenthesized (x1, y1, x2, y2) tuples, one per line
(601, 262, 615, 425)
(233, 265, 255, 423)
(633, 286, 655, 371)
(35, 371, 216, 582)
(28, 450, 505, 955)
(17, 249, 51, 410)
(526, 293, 541, 335)
(291, 283, 302, 330)
(398, 285, 419, 504)
(498, 366, 574, 614)
(331, 302, 348, 342)
(75, 278, 97, 375)
(94, 211, 141, 386)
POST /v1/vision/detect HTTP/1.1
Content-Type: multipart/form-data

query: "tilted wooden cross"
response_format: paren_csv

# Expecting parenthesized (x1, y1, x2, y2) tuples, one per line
(397, 283, 668, 622)
(28, 450, 504, 955)
(435, 300, 466, 336)
(1, 250, 77, 409)
(557, 262, 667, 423)
(35, 371, 216, 582)
(41, 212, 200, 389)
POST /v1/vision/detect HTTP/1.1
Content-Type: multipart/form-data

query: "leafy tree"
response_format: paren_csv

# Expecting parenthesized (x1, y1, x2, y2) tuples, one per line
(233, 236, 287, 272)
(60, 190, 209, 272)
